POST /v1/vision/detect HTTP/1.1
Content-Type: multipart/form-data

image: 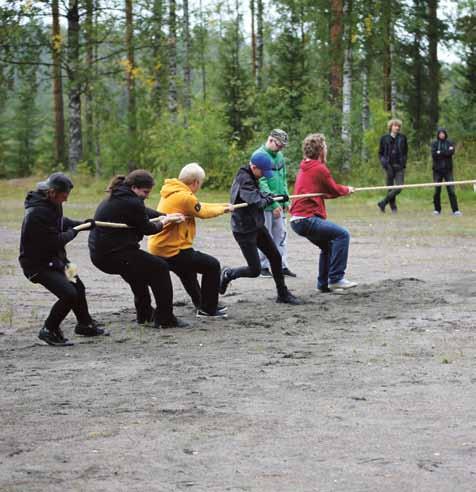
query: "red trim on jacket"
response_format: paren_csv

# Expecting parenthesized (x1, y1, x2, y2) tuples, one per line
(290, 159, 349, 220)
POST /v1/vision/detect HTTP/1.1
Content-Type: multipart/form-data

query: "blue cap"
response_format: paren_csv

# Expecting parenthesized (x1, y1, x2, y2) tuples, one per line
(250, 151, 274, 178)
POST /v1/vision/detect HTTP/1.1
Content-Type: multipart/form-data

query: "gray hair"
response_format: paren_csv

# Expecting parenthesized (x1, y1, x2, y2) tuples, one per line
(178, 163, 206, 184)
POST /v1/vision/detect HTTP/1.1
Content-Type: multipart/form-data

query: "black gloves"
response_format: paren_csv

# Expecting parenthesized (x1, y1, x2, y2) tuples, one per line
(82, 219, 96, 230)
(272, 193, 289, 203)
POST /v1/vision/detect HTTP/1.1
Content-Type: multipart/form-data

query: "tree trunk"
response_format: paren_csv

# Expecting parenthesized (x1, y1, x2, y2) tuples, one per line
(52, 0, 66, 168)
(85, 0, 94, 171)
(330, 0, 343, 102)
(250, 0, 257, 83)
(256, 0, 264, 89)
(125, 0, 137, 171)
(183, 0, 191, 126)
(168, 0, 178, 120)
(341, 0, 353, 171)
(412, 0, 424, 135)
(427, 0, 439, 129)
(361, 67, 369, 161)
(151, 0, 164, 116)
(199, 0, 207, 101)
(382, 0, 392, 112)
(67, 0, 82, 173)
(94, 0, 101, 176)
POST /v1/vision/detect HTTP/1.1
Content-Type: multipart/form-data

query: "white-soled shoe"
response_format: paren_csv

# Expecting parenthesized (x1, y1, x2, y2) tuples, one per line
(328, 279, 358, 291)
(433, 210, 440, 215)
(453, 211, 462, 216)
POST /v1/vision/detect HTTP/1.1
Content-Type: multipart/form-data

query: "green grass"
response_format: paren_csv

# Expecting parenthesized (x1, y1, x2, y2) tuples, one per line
(1, 177, 475, 236)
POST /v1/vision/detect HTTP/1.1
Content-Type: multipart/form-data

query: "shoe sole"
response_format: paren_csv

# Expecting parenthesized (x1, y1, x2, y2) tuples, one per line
(38, 337, 74, 347)
(196, 313, 228, 319)
(328, 285, 358, 292)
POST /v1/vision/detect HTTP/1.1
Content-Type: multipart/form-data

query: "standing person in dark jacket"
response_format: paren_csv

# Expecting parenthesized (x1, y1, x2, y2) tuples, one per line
(290, 134, 357, 293)
(431, 128, 461, 216)
(19, 173, 106, 346)
(219, 152, 301, 305)
(377, 118, 408, 213)
(88, 170, 188, 329)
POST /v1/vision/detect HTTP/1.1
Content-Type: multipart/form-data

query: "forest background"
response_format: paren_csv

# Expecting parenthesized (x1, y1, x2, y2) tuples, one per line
(0, 0, 475, 189)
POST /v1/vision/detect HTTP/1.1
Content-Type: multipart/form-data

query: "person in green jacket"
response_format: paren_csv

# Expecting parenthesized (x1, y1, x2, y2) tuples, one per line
(256, 129, 297, 278)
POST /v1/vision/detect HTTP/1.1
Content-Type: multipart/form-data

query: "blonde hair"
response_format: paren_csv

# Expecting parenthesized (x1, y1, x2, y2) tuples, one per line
(178, 163, 206, 185)
(302, 133, 326, 159)
(387, 119, 402, 132)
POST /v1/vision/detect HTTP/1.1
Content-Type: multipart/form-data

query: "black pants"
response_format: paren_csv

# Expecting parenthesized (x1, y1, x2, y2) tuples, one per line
(381, 166, 404, 210)
(165, 248, 220, 314)
(31, 270, 92, 330)
(91, 248, 174, 324)
(230, 227, 287, 296)
(433, 169, 459, 213)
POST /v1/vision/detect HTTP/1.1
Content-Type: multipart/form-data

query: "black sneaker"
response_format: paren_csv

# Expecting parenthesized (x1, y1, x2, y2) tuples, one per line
(316, 285, 331, 293)
(260, 268, 272, 278)
(75, 323, 108, 337)
(219, 267, 232, 295)
(38, 325, 74, 346)
(196, 307, 228, 318)
(282, 267, 297, 277)
(276, 290, 303, 305)
(156, 316, 190, 329)
(377, 201, 386, 213)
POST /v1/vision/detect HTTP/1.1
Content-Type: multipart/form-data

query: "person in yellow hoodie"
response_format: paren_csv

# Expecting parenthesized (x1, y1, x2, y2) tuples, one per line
(148, 163, 233, 318)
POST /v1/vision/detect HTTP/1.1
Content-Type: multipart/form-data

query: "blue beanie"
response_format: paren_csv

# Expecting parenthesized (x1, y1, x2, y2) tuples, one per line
(250, 151, 274, 178)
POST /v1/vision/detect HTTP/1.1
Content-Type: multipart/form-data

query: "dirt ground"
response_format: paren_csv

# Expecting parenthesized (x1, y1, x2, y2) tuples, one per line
(1, 200, 475, 491)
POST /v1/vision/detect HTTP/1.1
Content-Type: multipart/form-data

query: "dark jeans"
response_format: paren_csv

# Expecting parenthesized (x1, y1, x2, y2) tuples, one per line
(381, 166, 405, 210)
(433, 169, 459, 213)
(91, 248, 174, 324)
(31, 270, 92, 330)
(165, 248, 220, 314)
(230, 227, 287, 296)
(291, 217, 350, 289)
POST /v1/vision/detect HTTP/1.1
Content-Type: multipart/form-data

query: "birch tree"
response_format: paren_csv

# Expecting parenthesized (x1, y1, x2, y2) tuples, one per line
(341, 0, 353, 170)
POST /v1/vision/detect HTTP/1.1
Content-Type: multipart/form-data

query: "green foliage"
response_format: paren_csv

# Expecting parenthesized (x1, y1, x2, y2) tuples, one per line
(145, 101, 248, 189)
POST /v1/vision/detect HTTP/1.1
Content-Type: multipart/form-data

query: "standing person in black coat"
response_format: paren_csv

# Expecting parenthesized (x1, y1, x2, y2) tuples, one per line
(377, 118, 408, 213)
(219, 152, 301, 305)
(88, 170, 188, 329)
(431, 128, 461, 216)
(19, 173, 106, 346)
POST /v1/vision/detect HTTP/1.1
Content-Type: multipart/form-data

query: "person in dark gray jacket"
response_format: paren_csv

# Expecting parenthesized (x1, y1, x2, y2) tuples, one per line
(19, 173, 105, 346)
(377, 119, 408, 213)
(219, 152, 301, 305)
(431, 128, 461, 215)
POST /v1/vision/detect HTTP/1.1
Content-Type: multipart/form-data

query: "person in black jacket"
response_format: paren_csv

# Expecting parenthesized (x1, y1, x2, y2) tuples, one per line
(88, 170, 188, 329)
(377, 119, 408, 213)
(19, 173, 105, 346)
(219, 152, 301, 305)
(431, 128, 461, 216)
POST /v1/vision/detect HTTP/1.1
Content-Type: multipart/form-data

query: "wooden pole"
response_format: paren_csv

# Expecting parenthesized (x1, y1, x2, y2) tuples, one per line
(354, 179, 476, 193)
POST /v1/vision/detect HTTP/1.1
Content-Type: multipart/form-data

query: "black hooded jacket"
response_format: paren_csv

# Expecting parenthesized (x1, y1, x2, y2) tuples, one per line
(230, 165, 275, 234)
(88, 184, 163, 260)
(431, 128, 455, 173)
(19, 191, 81, 279)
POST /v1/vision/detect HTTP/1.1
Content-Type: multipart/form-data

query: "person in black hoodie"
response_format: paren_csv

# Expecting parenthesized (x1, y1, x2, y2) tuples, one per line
(19, 172, 105, 346)
(377, 118, 408, 213)
(88, 170, 188, 329)
(219, 152, 301, 305)
(431, 128, 461, 215)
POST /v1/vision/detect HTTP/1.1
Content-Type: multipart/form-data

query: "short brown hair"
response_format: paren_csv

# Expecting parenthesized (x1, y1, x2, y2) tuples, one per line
(302, 133, 326, 159)
(387, 119, 402, 132)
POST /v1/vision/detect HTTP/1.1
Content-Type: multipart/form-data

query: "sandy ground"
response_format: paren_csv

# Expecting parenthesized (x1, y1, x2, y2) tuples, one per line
(1, 201, 475, 491)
